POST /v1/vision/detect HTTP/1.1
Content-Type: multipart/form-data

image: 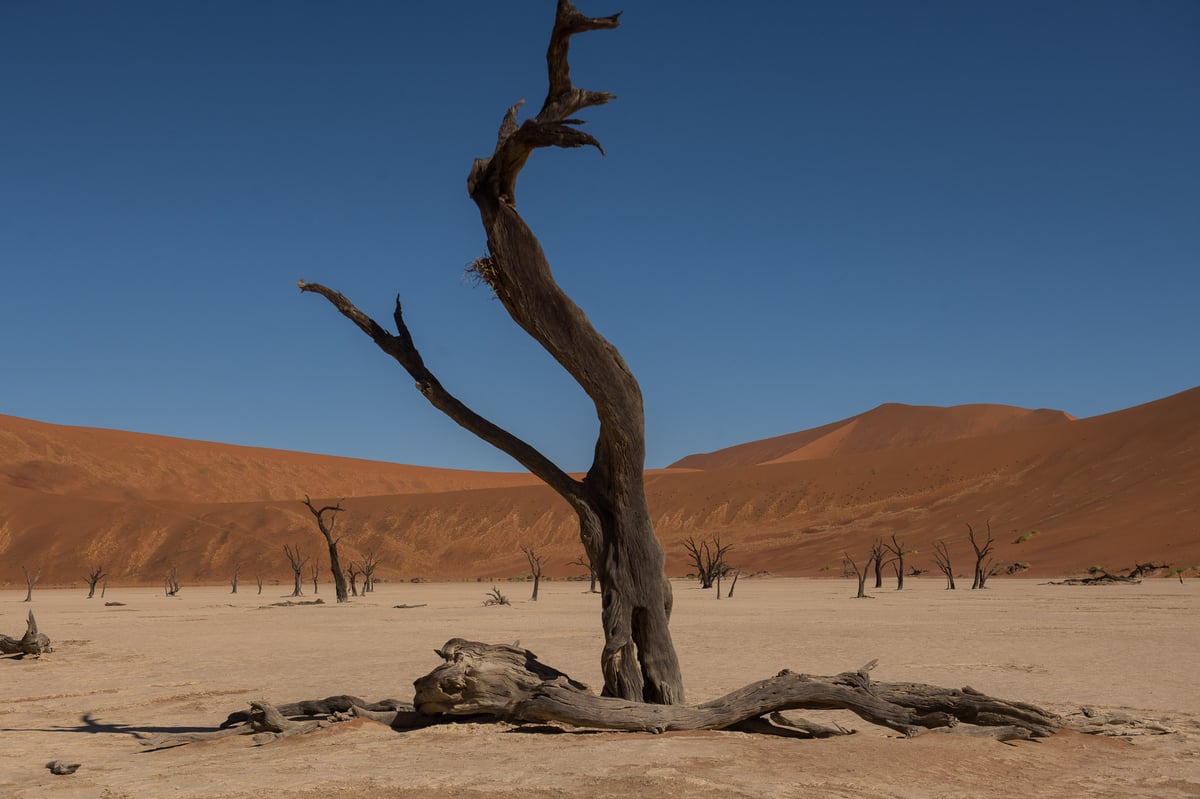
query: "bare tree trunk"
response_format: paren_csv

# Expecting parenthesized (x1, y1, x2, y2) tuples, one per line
(256, 574, 264, 595)
(727, 570, 740, 598)
(230, 563, 241, 594)
(871, 539, 886, 589)
(884, 535, 907, 590)
(303, 496, 349, 603)
(310, 564, 320, 594)
(299, 1, 683, 703)
(22, 566, 41, 602)
(933, 540, 956, 589)
(283, 544, 308, 597)
(845, 552, 876, 599)
(347, 564, 360, 597)
(522, 546, 544, 602)
(968, 522, 996, 590)
(164, 564, 181, 596)
(360, 547, 380, 593)
(85, 565, 106, 599)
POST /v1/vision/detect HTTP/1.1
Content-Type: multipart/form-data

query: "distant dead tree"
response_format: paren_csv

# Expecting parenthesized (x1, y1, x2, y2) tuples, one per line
(303, 495, 350, 603)
(521, 545, 545, 601)
(346, 562, 361, 597)
(683, 535, 731, 590)
(283, 544, 308, 597)
(21, 566, 41, 602)
(230, 563, 242, 594)
(84, 565, 107, 599)
(568, 554, 598, 592)
(100, 576, 108, 598)
(967, 522, 998, 589)
(932, 540, 956, 590)
(725, 569, 741, 598)
(165, 564, 181, 596)
(310, 563, 320, 594)
(359, 547, 381, 593)
(843, 550, 877, 599)
(870, 539, 887, 589)
(255, 574, 265, 595)
(884, 535, 911, 590)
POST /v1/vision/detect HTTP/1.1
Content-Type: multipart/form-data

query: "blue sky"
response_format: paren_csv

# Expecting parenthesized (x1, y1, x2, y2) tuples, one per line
(3, 1, 1198, 472)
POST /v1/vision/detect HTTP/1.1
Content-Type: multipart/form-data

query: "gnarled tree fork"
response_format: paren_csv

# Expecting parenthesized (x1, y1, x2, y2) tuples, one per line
(299, 0, 683, 703)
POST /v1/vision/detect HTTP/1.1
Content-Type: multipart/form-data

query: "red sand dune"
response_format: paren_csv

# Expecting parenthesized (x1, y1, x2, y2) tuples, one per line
(671, 402, 1075, 469)
(1, 387, 1197, 587)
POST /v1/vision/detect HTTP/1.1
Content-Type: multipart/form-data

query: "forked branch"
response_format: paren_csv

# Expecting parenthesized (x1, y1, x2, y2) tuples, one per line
(297, 281, 582, 506)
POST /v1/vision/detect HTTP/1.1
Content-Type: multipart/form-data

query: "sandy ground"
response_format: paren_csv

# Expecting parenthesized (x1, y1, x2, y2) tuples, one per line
(2, 577, 1197, 798)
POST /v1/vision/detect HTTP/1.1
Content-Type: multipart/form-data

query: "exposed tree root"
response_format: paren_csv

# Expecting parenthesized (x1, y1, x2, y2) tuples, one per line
(140, 638, 1165, 749)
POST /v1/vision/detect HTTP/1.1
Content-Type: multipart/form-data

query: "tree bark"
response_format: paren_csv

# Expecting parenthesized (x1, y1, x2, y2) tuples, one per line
(299, 1, 684, 703)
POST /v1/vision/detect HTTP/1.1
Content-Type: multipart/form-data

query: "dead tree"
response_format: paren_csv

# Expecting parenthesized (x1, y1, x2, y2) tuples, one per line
(683, 535, 731, 590)
(569, 554, 599, 592)
(230, 563, 242, 594)
(256, 574, 265, 595)
(310, 563, 320, 594)
(521, 545, 546, 601)
(967, 522, 997, 589)
(884, 535, 910, 590)
(164, 564, 181, 596)
(932, 540, 956, 590)
(84, 565, 106, 599)
(346, 562, 361, 597)
(21, 566, 41, 602)
(283, 544, 308, 597)
(870, 539, 887, 588)
(360, 547, 381, 593)
(303, 496, 350, 603)
(844, 550, 877, 599)
(300, 1, 685, 702)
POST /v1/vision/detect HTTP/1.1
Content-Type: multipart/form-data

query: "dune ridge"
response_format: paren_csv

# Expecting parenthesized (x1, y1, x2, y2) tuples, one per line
(1, 388, 1196, 587)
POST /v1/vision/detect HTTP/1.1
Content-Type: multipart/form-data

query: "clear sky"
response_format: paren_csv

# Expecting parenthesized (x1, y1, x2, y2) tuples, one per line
(3, 1, 1198, 472)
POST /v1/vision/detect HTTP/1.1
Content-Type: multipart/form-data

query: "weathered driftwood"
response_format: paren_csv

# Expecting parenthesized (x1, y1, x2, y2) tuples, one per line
(1, 611, 52, 657)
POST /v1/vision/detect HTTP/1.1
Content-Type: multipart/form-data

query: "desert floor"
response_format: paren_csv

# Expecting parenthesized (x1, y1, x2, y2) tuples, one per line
(2, 577, 1197, 798)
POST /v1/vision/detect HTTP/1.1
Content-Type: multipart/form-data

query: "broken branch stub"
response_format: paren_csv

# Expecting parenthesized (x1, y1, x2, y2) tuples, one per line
(1, 612, 52, 657)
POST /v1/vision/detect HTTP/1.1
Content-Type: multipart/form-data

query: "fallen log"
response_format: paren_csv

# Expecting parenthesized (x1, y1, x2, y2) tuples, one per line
(1, 611, 52, 657)
(411, 640, 1058, 739)
(149, 638, 1155, 748)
